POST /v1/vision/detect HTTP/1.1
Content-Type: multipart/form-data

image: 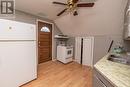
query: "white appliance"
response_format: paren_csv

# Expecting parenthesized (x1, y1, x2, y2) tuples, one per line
(0, 19, 37, 87)
(57, 45, 73, 63)
(75, 36, 112, 67)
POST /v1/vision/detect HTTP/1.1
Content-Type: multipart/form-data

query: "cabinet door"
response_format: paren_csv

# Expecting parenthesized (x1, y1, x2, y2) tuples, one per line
(93, 75, 107, 87)
(82, 37, 94, 66)
(75, 37, 82, 64)
(93, 68, 114, 87)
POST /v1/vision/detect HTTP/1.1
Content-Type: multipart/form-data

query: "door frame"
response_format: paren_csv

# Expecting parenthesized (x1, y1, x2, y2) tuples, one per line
(36, 19, 54, 64)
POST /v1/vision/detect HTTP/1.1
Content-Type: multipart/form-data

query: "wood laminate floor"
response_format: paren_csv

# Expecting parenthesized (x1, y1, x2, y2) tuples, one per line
(21, 61, 92, 87)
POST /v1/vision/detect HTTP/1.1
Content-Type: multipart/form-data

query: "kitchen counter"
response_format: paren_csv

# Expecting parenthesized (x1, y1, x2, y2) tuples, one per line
(94, 54, 130, 87)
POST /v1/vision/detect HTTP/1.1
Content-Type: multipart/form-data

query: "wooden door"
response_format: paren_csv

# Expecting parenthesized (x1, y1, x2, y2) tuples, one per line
(38, 21, 52, 64)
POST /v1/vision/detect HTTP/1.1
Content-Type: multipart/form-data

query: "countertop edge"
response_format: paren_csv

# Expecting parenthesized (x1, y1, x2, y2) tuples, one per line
(94, 65, 118, 87)
(94, 54, 130, 87)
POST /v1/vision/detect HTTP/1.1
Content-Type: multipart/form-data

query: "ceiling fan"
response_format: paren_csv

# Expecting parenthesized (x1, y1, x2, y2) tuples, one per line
(53, 0, 95, 16)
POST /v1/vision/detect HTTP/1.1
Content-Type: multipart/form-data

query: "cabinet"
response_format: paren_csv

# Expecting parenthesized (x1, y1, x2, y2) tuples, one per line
(75, 36, 111, 67)
(93, 75, 107, 87)
(93, 68, 114, 87)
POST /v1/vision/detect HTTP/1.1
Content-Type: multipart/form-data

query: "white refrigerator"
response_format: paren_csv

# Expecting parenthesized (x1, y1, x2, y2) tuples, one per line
(0, 19, 37, 87)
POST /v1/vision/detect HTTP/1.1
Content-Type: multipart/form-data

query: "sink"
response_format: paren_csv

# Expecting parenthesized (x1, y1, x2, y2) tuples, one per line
(108, 54, 130, 65)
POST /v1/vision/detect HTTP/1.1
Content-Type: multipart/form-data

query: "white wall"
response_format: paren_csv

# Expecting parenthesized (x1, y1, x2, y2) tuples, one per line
(55, 0, 128, 37)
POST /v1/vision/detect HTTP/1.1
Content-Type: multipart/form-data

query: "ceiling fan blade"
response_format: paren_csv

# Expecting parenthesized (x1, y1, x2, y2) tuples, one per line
(72, 0, 79, 3)
(77, 3, 94, 7)
(57, 8, 67, 16)
(73, 11, 78, 16)
(53, 2, 67, 5)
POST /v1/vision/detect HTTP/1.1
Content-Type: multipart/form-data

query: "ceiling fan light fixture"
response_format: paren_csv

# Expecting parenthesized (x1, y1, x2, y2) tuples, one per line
(53, 0, 95, 16)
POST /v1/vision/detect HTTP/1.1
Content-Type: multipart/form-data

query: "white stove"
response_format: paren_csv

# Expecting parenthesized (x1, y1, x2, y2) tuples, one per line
(57, 45, 73, 63)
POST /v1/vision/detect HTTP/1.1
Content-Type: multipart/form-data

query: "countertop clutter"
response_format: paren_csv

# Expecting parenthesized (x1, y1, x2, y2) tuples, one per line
(94, 54, 130, 87)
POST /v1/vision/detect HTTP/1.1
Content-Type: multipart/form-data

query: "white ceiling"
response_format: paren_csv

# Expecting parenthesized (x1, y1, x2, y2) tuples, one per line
(55, 0, 128, 36)
(16, 0, 68, 20)
(16, 0, 96, 20)
(15, 0, 128, 38)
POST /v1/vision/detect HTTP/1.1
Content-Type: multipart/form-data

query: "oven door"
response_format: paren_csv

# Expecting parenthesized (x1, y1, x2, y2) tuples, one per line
(66, 48, 73, 58)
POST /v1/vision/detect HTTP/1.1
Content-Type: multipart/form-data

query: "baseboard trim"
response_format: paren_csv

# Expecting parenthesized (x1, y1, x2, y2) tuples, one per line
(52, 58, 57, 61)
